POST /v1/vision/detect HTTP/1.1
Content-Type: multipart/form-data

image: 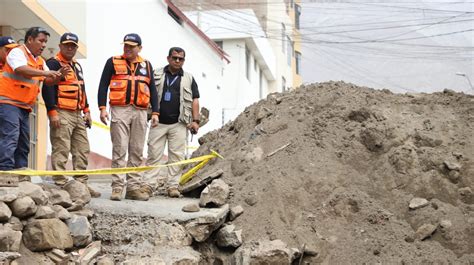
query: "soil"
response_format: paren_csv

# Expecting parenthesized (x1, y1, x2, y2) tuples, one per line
(192, 81, 474, 263)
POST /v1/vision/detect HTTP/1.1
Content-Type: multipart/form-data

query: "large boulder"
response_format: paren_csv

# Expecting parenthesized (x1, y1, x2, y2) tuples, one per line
(0, 226, 22, 252)
(66, 215, 92, 247)
(199, 179, 230, 207)
(23, 219, 73, 251)
(34, 206, 57, 219)
(216, 224, 243, 248)
(0, 201, 12, 222)
(233, 240, 293, 265)
(49, 189, 73, 208)
(9, 196, 37, 219)
(0, 187, 20, 203)
(18, 182, 48, 205)
(63, 180, 91, 204)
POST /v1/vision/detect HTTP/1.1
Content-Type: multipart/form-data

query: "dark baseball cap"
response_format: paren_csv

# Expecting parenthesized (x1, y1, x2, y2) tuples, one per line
(0, 36, 18, 48)
(122, 33, 141, 46)
(60, 33, 79, 45)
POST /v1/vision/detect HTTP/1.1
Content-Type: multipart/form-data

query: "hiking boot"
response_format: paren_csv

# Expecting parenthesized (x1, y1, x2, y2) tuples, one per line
(110, 187, 123, 201)
(125, 188, 150, 201)
(167, 187, 181, 198)
(141, 185, 153, 197)
(87, 185, 101, 198)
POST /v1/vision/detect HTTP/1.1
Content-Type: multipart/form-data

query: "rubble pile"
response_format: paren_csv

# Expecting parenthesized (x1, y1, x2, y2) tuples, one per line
(189, 81, 474, 263)
(0, 180, 103, 264)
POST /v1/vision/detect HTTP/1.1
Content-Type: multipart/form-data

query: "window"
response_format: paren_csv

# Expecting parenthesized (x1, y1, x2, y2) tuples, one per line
(215, 40, 223, 49)
(282, 76, 287, 92)
(287, 36, 292, 66)
(281, 23, 286, 53)
(295, 4, 301, 30)
(168, 6, 182, 25)
(295, 51, 302, 75)
(245, 46, 251, 81)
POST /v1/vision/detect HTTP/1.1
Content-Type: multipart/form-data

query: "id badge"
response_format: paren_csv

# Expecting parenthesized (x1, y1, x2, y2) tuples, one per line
(164, 91, 171, 102)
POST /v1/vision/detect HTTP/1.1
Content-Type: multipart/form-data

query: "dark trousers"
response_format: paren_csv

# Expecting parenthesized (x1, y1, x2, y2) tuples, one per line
(0, 103, 30, 170)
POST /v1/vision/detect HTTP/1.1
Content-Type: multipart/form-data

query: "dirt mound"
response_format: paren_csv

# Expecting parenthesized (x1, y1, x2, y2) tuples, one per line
(192, 81, 474, 263)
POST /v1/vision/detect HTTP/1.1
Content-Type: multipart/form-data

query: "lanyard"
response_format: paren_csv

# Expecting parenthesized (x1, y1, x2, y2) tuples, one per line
(166, 75, 179, 88)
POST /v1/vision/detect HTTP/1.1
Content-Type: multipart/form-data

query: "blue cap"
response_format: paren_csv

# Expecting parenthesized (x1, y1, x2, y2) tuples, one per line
(60, 33, 79, 45)
(122, 33, 141, 46)
(0, 36, 17, 48)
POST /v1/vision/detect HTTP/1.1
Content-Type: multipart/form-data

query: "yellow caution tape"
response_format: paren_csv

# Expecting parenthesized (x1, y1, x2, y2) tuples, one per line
(92, 120, 110, 131)
(179, 150, 224, 185)
(0, 151, 223, 176)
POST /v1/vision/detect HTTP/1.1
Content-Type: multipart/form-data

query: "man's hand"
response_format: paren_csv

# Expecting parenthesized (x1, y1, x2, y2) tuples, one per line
(44, 70, 62, 79)
(49, 114, 60, 129)
(187, 121, 199, 134)
(59, 65, 72, 77)
(150, 114, 159, 127)
(83, 112, 92, 128)
(100, 109, 109, 125)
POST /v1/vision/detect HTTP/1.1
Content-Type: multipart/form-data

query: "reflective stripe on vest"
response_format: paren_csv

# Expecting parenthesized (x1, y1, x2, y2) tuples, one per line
(0, 95, 34, 109)
(2, 71, 37, 84)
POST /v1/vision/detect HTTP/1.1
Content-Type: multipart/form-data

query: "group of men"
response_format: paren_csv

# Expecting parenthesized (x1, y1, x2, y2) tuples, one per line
(0, 27, 201, 201)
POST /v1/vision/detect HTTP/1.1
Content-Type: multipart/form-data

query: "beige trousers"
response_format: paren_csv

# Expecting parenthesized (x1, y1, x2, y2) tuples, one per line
(110, 106, 147, 191)
(50, 109, 89, 185)
(144, 122, 187, 189)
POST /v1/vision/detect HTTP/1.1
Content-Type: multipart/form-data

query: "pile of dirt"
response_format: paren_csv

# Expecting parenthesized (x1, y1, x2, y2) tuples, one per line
(192, 81, 474, 263)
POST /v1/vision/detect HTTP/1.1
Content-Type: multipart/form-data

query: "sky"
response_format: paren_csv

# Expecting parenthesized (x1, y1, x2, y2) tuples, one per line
(300, 0, 474, 94)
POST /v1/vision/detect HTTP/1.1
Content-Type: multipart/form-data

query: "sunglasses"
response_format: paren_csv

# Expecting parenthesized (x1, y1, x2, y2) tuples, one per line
(171, 56, 185, 62)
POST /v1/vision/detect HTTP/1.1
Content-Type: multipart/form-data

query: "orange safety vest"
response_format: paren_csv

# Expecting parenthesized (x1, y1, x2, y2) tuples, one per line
(53, 53, 87, 111)
(109, 56, 151, 109)
(0, 45, 45, 111)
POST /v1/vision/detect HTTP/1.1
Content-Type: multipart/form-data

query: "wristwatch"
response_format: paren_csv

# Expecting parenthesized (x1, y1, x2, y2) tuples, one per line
(193, 119, 200, 124)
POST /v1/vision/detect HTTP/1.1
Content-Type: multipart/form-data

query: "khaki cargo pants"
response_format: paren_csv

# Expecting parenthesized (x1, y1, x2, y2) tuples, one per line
(50, 109, 89, 185)
(110, 105, 147, 191)
(144, 122, 187, 189)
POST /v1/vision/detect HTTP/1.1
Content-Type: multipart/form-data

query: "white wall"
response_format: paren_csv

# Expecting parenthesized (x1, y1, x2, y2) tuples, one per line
(42, 0, 225, 158)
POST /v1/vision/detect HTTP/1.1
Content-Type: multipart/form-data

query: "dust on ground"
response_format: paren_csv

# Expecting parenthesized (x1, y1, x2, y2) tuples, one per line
(192, 81, 474, 263)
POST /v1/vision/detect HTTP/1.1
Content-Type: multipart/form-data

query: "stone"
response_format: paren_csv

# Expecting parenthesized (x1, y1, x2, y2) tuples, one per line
(244, 195, 258, 206)
(448, 170, 461, 183)
(9, 196, 37, 219)
(6, 217, 23, 231)
(97, 255, 114, 265)
(0, 252, 21, 262)
(199, 179, 230, 207)
(440, 220, 452, 230)
(77, 241, 101, 265)
(459, 187, 472, 196)
(52, 205, 72, 220)
(18, 182, 48, 205)
(49, 189, 73, 208)
(35, 206, 57, 219)
(233, 239, 293, 265)
(229, 205, 244, 221)
(46, 248, 68, 264)
(67, 200, 85, 212)
(155, 246, 201, 265)
(216, 224, 243, 248)
(182, 203, 200, 213)
(153, 222, 193, 247)
(0, 187, 20, 203)
(444, 161, 461, 171)
(416, 223, 437, 240)
(63, 180, 91, 204)
(70, 208, 94, 219)
(66, 215, 92, 247)
(409, 198, 429, 210)
(23, 219, 73, 251)
(0, 201, 12, 222)
(185, 205, 229, 242)
(0, 226, 22, 252)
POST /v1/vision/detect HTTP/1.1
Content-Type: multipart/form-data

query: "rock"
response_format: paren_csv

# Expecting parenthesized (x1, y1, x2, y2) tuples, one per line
(444, 161, 461, 171)
(459, 187, 472, 196)
(185, 204, 229, 242)
(70, 208, 94, 219)
(199, 179, 230, 207)
(97, 255, 114, 265)
(6, 217, 23, 231)
(409, 198, 429, 210)
(448, 171, 461, 183)
(34, 206, 57, 219)
(49, 189, 73, 208)
(153, 222, 193, 247)
(182, 203, 200, 212)
(66, 215, 92, 247)
(23, 219, 73, 251)
(216, 224, 243, 248)
(77, 241, 101, 264)
(18, 182, 48, 205)
(233, 239, 293, 265)
(46, 249, 68, 264)
(244, 195, 258, 206)
(440, 220, 452, 230)
(416, 223, 437, 240)
(9, 196, 37, 219)
(0, 252, 21, 263)
(67, 200, 85, 212)
(0, 226, 22, 251)
(155, 246, 201, 265)
(0, 201, 12, 222)
(229, 205, 244, 221)
(63, 180, 91, 204)
(52, 205, 72, 220)
(0, 187, 20, 203)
